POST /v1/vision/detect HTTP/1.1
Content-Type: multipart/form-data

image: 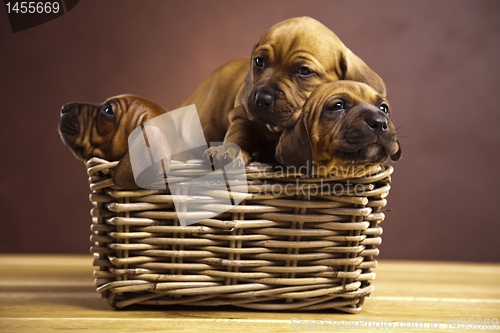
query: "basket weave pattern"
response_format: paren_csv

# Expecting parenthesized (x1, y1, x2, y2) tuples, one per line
(88, 158, 393, 313)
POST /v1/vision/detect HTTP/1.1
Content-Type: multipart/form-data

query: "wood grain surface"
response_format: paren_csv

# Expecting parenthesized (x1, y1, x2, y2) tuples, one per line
(0, 255, 499, 332)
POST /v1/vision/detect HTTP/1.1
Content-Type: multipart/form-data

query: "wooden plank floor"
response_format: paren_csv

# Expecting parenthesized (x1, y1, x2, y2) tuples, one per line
(0, 255, 499, 332)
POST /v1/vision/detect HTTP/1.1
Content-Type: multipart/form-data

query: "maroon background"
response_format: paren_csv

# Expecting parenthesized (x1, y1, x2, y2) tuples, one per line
(0, 0, 499, 261)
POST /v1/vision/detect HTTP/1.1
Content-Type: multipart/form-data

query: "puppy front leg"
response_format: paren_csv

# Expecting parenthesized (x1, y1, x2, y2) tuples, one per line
(205, 107, 279, 165)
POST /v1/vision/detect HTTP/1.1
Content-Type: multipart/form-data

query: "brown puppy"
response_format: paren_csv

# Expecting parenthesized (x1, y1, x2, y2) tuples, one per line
(178, 16, 385, 164)
(276, 81, 401, 177)
(58, 94, 171, 188)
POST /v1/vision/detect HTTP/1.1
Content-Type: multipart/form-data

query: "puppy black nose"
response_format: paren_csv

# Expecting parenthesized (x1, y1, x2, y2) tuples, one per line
(255, 91, 275, 108)
(365, 112, 389, 134)
(61, 103, 79, 115)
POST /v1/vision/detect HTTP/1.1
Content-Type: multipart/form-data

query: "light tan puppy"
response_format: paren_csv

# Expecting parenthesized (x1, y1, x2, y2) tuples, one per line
(276, 81, 401, 177)
(178, 16, 386, 165)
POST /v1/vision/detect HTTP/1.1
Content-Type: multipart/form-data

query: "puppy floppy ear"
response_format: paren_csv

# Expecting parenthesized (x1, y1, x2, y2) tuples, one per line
(276, 117, 313, 175)
(112, 124, 173, 189)
(112, 151, 139, 189)
(339, 50, 386, 97)
(390, 141, 402, 162)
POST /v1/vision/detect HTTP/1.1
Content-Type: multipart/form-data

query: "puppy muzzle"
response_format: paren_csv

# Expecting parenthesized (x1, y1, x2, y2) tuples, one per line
(59, 104, 81, 137)
(247, 85, 298, 126)
(364, 112, 389, 135)
(336, 107, 398, 161)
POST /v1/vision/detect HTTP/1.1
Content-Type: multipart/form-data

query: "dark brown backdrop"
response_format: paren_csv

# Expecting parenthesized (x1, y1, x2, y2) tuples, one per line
(1, 0, 499, 261)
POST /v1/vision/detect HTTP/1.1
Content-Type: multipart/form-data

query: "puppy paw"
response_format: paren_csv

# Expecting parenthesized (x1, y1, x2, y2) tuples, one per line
(203, 144, 249, 168)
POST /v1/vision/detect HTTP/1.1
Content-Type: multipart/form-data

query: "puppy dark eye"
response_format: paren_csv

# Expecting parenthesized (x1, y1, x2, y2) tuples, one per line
(254, 57, 264, 68)
(328, 101, 344, 112)
(103, 105, 114, 116)
(380, 103, 389, 114)
(298, 66, 314, 76)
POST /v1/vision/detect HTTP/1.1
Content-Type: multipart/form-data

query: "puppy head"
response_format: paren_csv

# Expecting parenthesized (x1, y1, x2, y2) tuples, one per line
(243, 16, 386, 130)
(58, 94, 166, 188)
(276, 81, 401, 176)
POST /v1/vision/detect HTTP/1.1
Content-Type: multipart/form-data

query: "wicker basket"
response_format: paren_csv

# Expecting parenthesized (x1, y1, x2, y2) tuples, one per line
(87, 157, 393, 313)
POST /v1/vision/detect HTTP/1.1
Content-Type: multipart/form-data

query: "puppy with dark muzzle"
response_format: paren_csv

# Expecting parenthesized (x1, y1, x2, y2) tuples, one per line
(58, 94, 185, 189)
(178, 16, 386, 165)
(276, 81, 402, 177)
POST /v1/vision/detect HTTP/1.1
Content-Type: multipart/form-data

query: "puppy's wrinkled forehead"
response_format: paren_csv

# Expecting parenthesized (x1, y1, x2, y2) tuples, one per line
(106, 95, 157, 132)
(260, 17, 335, 44)
(312, 81, 384, 109)
(104, 95, 136, 119)
(254, 17, 341, 65)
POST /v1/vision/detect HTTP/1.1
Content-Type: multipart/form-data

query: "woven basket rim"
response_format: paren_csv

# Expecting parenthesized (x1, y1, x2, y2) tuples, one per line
(86, 157, 393, 183)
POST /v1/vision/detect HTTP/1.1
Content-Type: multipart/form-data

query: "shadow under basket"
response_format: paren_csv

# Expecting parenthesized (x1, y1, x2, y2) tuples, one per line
(87, 158, 394, 313)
